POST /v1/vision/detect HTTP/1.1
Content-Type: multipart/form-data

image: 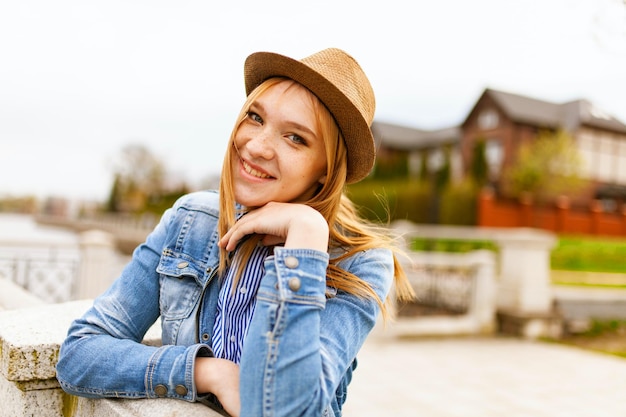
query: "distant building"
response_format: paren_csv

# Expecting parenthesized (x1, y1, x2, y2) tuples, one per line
(372, 121, 463, 181)
(375, 87, 626, 208)
(42, 197, 70, 217)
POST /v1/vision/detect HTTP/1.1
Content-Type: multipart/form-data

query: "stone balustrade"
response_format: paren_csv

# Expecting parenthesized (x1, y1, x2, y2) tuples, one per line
(391, 220, 561, 339)
(0, 296, 223, 417)
(384, 249, 497, 338)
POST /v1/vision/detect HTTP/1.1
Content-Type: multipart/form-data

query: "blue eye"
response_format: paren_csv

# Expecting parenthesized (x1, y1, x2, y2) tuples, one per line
(248, 111, 263, 124)
(289, 134, 306, 145)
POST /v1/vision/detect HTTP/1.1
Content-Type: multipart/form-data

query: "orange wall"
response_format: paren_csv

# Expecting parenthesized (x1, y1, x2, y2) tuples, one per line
(478, 190, 626, 236)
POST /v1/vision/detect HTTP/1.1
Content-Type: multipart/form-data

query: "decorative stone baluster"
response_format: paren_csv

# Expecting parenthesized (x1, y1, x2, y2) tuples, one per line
(76, 231, 117, 300)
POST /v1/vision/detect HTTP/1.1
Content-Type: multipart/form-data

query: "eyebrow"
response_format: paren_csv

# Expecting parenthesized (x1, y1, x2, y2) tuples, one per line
(251, 101, 318, 139)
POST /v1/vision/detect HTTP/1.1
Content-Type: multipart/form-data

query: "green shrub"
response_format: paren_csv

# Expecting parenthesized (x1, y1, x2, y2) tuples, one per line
(346, 179, 433, 223)
(373, 153, 408, 179)
(439, 179, 479, 225)
(411, 238, 497, 253)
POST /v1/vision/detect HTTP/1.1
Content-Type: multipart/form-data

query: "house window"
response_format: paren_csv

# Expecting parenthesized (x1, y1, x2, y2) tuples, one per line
(428, 149, 444, 172)
(485, 139, 503, 178)
(618, 141, 626, 185)
(408, 151, 422, 178)
(597, 136, 614, 182)
(576, 132, 594, 179)
(478, 109, 499, 130)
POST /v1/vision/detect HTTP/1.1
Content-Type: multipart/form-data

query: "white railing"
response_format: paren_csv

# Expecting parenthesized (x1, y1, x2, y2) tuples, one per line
(386, 250, 497, 337)
(0, 243, 79, 303)
(0, 231, 128, 306)
(390, 220, 561, 339)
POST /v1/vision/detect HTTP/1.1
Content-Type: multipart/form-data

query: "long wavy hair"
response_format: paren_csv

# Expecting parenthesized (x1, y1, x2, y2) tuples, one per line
(218, 77, 414, 318)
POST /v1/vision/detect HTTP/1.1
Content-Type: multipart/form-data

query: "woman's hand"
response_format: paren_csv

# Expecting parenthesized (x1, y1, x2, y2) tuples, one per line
(195, 357, 240, 417)
(218, 202, 329, 252)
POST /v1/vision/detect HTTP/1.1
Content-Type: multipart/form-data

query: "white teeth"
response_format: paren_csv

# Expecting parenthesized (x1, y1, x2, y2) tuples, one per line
(242, 160, 270, 178)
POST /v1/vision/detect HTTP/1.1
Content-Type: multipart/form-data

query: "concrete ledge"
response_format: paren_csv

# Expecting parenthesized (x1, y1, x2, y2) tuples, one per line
(0, 301, 92, 417)
(0, 277, 45, 311)
(0, 300, 92, 382)
(69, 397, 225, 417)
(0, 300, 162, 383)
(0, 299, 190, 417)
(0, 374, 67, 417)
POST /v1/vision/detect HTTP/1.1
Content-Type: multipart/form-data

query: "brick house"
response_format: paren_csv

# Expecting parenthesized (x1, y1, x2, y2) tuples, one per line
(375, 87, 626, 209)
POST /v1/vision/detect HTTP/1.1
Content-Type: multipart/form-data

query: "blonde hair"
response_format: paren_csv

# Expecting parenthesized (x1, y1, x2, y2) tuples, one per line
(218, 78, 414, 319)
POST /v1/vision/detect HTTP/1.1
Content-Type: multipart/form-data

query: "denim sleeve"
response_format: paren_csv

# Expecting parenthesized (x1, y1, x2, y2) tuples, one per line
(56, 199, 212, 402)
(239, 246, 394, 416)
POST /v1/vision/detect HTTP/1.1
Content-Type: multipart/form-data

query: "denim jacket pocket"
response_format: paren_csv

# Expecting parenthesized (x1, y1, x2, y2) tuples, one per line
(156, 255, 204, 321)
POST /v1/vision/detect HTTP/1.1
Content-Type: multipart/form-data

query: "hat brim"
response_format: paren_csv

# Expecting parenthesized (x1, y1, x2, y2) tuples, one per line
(244, 51, 374, 184)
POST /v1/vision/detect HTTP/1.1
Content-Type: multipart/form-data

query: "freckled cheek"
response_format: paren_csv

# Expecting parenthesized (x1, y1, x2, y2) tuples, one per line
(232, 132, 245, 150)
(233, 124, 255, 147)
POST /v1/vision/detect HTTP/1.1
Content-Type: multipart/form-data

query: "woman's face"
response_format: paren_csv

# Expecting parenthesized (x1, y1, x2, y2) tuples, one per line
(231, 80, 327, 207)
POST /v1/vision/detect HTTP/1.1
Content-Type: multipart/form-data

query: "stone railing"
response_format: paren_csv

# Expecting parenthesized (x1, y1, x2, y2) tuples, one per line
(0, 240, 79, 303)
(0, 290, 223, 417)
(385, 249, 497, 337)
(390, 220, 562, 339)
(0, 230, 127, 304)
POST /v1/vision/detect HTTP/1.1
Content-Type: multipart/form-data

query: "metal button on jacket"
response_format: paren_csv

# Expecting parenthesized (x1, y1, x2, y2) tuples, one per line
(154, 384, 168, 397)
(175, 385, 188, 396)
(284, 256, 299, 269)
(177, 261, 189, 269)
(288, 277, 301, 291)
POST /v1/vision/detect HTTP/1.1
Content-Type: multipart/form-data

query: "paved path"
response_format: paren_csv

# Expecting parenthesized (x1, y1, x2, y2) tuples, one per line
(343, 336, 626, 417)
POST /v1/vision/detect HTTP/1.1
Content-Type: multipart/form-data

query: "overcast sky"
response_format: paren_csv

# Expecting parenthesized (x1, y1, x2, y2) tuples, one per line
(1, 0, 625, 202)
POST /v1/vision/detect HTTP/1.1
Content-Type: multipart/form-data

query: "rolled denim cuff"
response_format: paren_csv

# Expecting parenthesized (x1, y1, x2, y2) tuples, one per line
(146, 343, 212, 401)
(261, 247, 329, 308)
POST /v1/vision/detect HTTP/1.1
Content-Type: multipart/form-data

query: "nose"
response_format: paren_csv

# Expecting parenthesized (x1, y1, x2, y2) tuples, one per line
(245, 128, 275, 160)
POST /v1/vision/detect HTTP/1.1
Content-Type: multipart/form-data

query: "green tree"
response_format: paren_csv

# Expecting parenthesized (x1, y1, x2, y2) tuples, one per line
(503, 130, 585, 201)
(470, 138, 489, 186)
(107, 144, 167, 213)
(419, 151, 429, 181)
(106, 174, 123, 212)
(435, 146, 451, 190)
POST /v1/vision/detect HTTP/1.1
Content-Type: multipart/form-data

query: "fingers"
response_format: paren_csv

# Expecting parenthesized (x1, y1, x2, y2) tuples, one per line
(219, 223, 253, 252)
(218, 203, 328, 252)
(219, 204, 286, 251)
(218, 212, 271, 251)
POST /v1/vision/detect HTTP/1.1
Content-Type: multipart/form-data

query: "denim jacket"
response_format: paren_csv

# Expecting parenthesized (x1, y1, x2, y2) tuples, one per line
(56, 191, 394, 417)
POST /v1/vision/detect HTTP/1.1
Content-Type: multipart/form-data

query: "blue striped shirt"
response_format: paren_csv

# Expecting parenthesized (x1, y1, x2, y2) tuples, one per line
(212, 244, 270, 363)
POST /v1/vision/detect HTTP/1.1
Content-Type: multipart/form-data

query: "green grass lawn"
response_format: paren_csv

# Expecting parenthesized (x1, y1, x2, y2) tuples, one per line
(412, 234, 626, 288)
(551, 236, 626, 274)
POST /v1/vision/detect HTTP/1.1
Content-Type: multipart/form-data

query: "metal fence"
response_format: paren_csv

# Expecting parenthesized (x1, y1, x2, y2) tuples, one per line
(0, 245, 80, 303)
(386, 249, 496, 337)
(399, 263, 475, 316)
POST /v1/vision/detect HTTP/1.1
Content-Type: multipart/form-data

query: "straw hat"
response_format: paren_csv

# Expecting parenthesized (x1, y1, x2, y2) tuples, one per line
(244, 48, 376, 184)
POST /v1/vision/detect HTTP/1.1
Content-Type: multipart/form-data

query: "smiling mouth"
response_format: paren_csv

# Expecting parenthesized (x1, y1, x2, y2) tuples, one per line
(242, 159, 273, 179)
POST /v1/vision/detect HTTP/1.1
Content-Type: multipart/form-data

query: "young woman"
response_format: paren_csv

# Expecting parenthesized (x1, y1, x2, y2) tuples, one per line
(57, 48, 414, 417)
